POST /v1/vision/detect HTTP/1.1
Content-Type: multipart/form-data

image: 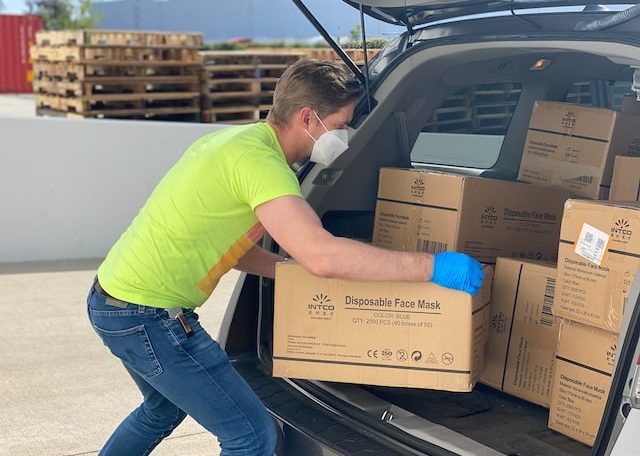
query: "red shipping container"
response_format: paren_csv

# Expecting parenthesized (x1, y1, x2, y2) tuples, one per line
(0, 14, 43, 93)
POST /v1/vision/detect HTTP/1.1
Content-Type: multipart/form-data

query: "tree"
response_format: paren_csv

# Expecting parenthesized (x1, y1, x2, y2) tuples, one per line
(349, 24, 362, 44)
(26, 0, 102, 30)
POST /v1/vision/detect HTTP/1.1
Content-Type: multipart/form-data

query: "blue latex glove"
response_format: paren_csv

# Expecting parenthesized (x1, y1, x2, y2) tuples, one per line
(432, 252, 484, 296)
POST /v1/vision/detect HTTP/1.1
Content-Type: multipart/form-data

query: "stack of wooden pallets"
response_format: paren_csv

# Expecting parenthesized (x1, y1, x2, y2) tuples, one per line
(31, 30, 203, 121)
(471, 82, 522, 134)
(199, 51, 304, 124)
(423, 82, 523, 134)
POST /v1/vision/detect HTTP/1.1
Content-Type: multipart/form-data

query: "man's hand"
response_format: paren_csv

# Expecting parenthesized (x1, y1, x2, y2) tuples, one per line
(431, 252, 484, 295)
(234, 245, 284, 279)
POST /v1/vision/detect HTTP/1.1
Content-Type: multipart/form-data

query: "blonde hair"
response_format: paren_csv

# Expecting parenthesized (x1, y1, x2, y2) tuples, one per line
(267, 58, 363, 126)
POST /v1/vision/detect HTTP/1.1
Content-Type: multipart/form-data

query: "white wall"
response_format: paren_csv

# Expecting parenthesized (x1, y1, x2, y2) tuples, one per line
(0, 116, 227, 263)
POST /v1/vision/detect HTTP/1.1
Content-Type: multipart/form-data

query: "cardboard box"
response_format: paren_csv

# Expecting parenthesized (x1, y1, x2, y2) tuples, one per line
(555, 199, 640, 333)
(273, 261, 493, 392)
(610, 156, 640, 202)
(372, 168, 569, 264)
(481, 258, 560, 407)
(548, 320, 617, 446)
(518, 101, 640, 199)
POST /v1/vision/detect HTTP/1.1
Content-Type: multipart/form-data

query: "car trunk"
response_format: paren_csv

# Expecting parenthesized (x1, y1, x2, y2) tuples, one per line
(366, 384, 591, 455)
(254, 17, 640, 455)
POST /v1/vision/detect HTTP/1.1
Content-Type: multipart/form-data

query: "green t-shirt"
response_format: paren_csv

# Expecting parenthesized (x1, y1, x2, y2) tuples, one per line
(97, 122, 302, 309)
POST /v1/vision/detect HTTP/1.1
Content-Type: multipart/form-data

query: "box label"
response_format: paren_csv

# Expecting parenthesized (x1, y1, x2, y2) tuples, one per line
(550, 361, 612, 446)
(549, 320, 617, 446)
(373, 199, 457, 254)
(574, 223, 610, 266)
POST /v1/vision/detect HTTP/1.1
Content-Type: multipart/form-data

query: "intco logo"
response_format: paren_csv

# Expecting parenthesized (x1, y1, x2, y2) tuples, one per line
(561, 111, 576, 129)
(308, 293, 334, 319)
(606, 344, 617, 366)
(481, 205, 498, 228)
(629, 138, 640, 156)
(410, 177, 425, 198)
(611, 219, 632, 241)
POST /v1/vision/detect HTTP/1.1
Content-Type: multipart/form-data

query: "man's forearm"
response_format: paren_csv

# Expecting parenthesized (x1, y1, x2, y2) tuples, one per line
(306, 236, 434, 282)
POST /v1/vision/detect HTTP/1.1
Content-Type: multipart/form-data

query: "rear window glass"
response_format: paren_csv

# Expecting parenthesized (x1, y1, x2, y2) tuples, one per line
(411, 82, 522, 169)
(563, 80, 630, 110)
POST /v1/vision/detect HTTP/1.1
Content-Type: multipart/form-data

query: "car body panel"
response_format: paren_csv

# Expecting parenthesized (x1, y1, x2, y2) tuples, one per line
(342, 0, 633, 27)
(221, 3, 640, 454)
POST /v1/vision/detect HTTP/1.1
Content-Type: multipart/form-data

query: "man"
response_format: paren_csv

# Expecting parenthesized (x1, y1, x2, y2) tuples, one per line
(87, 59, 483, 456)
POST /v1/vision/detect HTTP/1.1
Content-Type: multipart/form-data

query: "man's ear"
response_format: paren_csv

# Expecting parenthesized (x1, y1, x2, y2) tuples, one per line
(296, 106, 314, 129)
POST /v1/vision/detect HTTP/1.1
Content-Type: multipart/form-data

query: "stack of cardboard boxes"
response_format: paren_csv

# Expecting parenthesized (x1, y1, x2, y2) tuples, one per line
(517, 101, 640, 445)
(547, 200, 640, 445)
(272, 99, 640, 447)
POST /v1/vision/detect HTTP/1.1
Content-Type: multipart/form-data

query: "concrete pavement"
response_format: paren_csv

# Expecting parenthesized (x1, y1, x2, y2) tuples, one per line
(0, 260, 242, 455)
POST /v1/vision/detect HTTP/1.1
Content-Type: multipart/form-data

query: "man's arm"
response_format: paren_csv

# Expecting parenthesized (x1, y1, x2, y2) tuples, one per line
(255, 195, 434, 282)
(234, 244, 283, 279)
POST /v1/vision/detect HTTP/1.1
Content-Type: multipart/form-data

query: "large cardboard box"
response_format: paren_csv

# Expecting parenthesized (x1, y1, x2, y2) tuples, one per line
(548, 320, 617, 446)
(481, 258, 560, 407)
(372, 168, 569, 264)
(610, 156, 640, 202)
(273, 261, 493, 392)
(518, 101, 640, 199)
(555, 199, 640, 333)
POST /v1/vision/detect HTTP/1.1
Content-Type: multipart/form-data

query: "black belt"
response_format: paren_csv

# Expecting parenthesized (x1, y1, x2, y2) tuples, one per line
(93, 278, 193, 337)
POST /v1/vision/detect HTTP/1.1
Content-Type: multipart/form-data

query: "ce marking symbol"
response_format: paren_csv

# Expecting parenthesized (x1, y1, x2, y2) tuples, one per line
(367, 349, 379, 359)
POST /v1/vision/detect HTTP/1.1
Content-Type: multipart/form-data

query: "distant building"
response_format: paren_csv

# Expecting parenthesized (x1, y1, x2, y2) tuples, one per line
(92, 0, 403, 43)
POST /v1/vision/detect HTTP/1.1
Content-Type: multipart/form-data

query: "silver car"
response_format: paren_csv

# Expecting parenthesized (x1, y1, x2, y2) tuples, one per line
(221, 1, 640, 454)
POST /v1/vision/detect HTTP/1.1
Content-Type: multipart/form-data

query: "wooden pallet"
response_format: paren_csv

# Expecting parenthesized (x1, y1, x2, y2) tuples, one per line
(199, 51, 303, 79)
(259, 104, 272, 120)
(474, 115, 512, 133)
(472, 83, 522, 104)
(34, 76, 199, 97)
(31, 45, 200, 63)
(197, 52, 305, 123)
(472, 101, 517, 117)
(36, 30, 203, 47)
(200, 51, 302, 66)
(37, 106, 200, 121)
(256, 63, 292, 79)
(33, 61, 200, 81)
(424, 105, 472, 129)
(202, 105, 259, 124)
(200, 51, 257, 66)
(200, 77, 261, 95)
(36, 92, 200, 114)
(303, 48, 379, 66)
(438, 94, 471, 109)
(201, 93, 260, 110)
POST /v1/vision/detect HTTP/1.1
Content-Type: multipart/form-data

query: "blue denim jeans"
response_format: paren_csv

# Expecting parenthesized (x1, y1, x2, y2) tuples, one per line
(87, 284, 277, 456)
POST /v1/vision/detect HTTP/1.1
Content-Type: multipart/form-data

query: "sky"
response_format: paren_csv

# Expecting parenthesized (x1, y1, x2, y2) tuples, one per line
(1, 0, 405, 42)
(2, 0, 27, 14)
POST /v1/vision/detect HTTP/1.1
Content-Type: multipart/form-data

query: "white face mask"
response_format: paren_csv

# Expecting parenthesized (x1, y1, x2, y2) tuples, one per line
(305, 111, 349, 166)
